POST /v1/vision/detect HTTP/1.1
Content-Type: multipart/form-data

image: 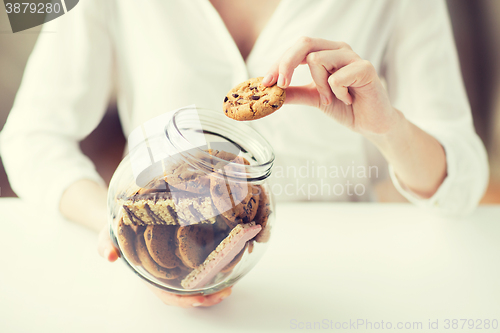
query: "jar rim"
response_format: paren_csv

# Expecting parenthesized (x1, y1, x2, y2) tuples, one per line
(167, 107, 275, 181)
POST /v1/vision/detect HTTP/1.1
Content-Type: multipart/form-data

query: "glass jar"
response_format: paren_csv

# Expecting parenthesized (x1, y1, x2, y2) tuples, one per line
(107, 106, 275, 295)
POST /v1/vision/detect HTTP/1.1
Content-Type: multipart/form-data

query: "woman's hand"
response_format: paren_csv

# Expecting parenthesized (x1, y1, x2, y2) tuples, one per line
(262, 37, 447, 198)
(262, 37, 402, 135)
(97, 227, 232, 308)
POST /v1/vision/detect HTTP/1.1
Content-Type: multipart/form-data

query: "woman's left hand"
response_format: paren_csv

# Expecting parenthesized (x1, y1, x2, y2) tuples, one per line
(97, 227, 231, 308)
(262, 37, 402, 135)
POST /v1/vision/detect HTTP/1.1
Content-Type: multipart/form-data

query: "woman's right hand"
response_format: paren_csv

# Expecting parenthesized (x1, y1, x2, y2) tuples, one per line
(97, 227, 232, 308)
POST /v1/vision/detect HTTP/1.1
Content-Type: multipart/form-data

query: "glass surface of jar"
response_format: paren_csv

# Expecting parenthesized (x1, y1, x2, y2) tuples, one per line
(108, 107, 275, 295)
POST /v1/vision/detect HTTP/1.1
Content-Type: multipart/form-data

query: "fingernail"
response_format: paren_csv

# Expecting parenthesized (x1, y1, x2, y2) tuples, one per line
(262, 74, 273, 85)
(320, 94, 328, 105)
(277, 74, 285, 88)
(192, 303, 203, 307)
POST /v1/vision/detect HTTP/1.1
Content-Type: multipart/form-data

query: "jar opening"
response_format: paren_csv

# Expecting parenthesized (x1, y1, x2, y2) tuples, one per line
(166, 107, 275, 182)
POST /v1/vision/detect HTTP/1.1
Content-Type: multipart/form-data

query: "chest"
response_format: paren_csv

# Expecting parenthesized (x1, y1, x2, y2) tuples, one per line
(208, 0, 281, 60)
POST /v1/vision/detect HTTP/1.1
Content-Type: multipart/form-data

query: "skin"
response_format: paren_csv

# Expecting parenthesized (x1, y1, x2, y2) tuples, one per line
(60, 0, 445, 308)
(61, 179, 231, 308)
(261, 38, 446, 197)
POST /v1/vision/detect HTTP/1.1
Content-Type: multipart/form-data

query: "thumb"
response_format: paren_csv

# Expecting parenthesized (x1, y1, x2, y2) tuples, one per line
(284, 83, 321, 108)
(98, 226, 121, 262)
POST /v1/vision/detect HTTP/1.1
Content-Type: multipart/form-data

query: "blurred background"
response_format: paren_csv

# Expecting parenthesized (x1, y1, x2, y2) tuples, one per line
(0, 0, 499, 202)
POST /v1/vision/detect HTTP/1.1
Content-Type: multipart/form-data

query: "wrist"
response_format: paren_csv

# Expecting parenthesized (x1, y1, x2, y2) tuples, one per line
(364, 108, 409, 149)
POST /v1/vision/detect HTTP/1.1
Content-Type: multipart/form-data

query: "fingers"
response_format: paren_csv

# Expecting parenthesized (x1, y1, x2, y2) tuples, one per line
(306, 49, 359, 105)
(97, 227, 120, 262)
(201, 287, 232, 307)
(283, 83, 320, 107)
(149, 285, 206, 308)
(149, 284, 233, 308)
(262, 37, 370, 109)
(263, 37, 350, 88)
(328, 60, 376, 105)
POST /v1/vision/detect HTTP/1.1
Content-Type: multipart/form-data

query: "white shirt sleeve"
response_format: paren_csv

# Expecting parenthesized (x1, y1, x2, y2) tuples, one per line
(382, 0, 489, 216)
(0, 0, 112, 216)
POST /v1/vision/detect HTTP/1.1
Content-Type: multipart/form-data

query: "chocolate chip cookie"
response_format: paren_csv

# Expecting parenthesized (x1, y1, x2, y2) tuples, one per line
(144, 225, 181, 269)
(254, 185, 272, 243)
(176, 224, 215, 269)
(165, 162, 211, 194)
(136, 232, 181, 280)
(239, 185, 260, 223)
(117, 218, 141, 266)
(210, 171, 252, 222)
(209, 150, 250, 165)
(223, 77, 286, 121)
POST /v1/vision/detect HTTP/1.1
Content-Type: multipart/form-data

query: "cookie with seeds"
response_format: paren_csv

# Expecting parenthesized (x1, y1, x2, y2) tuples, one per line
(220, 244, 247, 274)
(223, 77, 286, 121)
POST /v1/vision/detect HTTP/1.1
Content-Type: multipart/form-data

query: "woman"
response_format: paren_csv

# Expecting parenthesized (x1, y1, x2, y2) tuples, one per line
(0, 0, 488, 307)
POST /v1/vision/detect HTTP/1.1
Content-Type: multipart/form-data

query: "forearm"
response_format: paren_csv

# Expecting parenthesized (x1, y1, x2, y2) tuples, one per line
(59, 179, 108, 232)
(366, 109, 447, 198)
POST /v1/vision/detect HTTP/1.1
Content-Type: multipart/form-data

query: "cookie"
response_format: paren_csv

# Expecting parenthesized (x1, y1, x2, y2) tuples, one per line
(220, 244, 246, 274)
(176, 224, 215, 269)
(210, 158, 252, 222)
(135, 177, 170, 196)
(144, 225, 181, 269)
(135, 232, 181, 280)
(239, 185, 260, 223)
(130, 223, 146, 235)
(223, 77, 286, 121)
(209, 150, 250, 165)
(210, 175, 252, 222)
(181, 222, 262, 289)
(117, 218, 141, 266)
(220, 214, 243, 230)
(120, 191, 217, 226)
(254, 186, 272, 243)
(213, 214, 230, 233)
(165, 162, 210, 194)
(247, 240, 254, 254)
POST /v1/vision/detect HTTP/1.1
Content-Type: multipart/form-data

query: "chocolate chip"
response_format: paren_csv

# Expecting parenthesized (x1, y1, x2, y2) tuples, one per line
(237, 98, 244, 104)
(251, 95, 260, 100)
(271, 104, 278, 108)
(249, 86, 256, 90)
(224, 96, 228, 102)
(263, 100, 269, 104)
(232, 93, 239, 98)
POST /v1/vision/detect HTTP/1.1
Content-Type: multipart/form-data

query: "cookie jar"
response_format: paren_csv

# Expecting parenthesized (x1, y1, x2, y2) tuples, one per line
(107, 106, 275, 295)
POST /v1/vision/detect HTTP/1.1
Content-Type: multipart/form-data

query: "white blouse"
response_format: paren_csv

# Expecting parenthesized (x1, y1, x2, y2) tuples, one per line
(0, 0, 488, 216)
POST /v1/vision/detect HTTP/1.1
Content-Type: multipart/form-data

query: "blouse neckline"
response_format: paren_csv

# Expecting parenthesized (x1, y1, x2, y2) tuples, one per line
(198, 0, 287, 77)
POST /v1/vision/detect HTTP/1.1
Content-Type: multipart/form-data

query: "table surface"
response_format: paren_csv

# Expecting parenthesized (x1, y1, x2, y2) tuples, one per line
(1, 199, 499, 333)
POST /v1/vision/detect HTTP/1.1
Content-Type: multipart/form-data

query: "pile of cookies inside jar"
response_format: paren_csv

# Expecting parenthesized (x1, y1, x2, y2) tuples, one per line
(115, 149, 271, 290)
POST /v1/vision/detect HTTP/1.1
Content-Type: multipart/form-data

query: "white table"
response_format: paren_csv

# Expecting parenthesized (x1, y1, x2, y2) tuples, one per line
(1, 199, 499, 333)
